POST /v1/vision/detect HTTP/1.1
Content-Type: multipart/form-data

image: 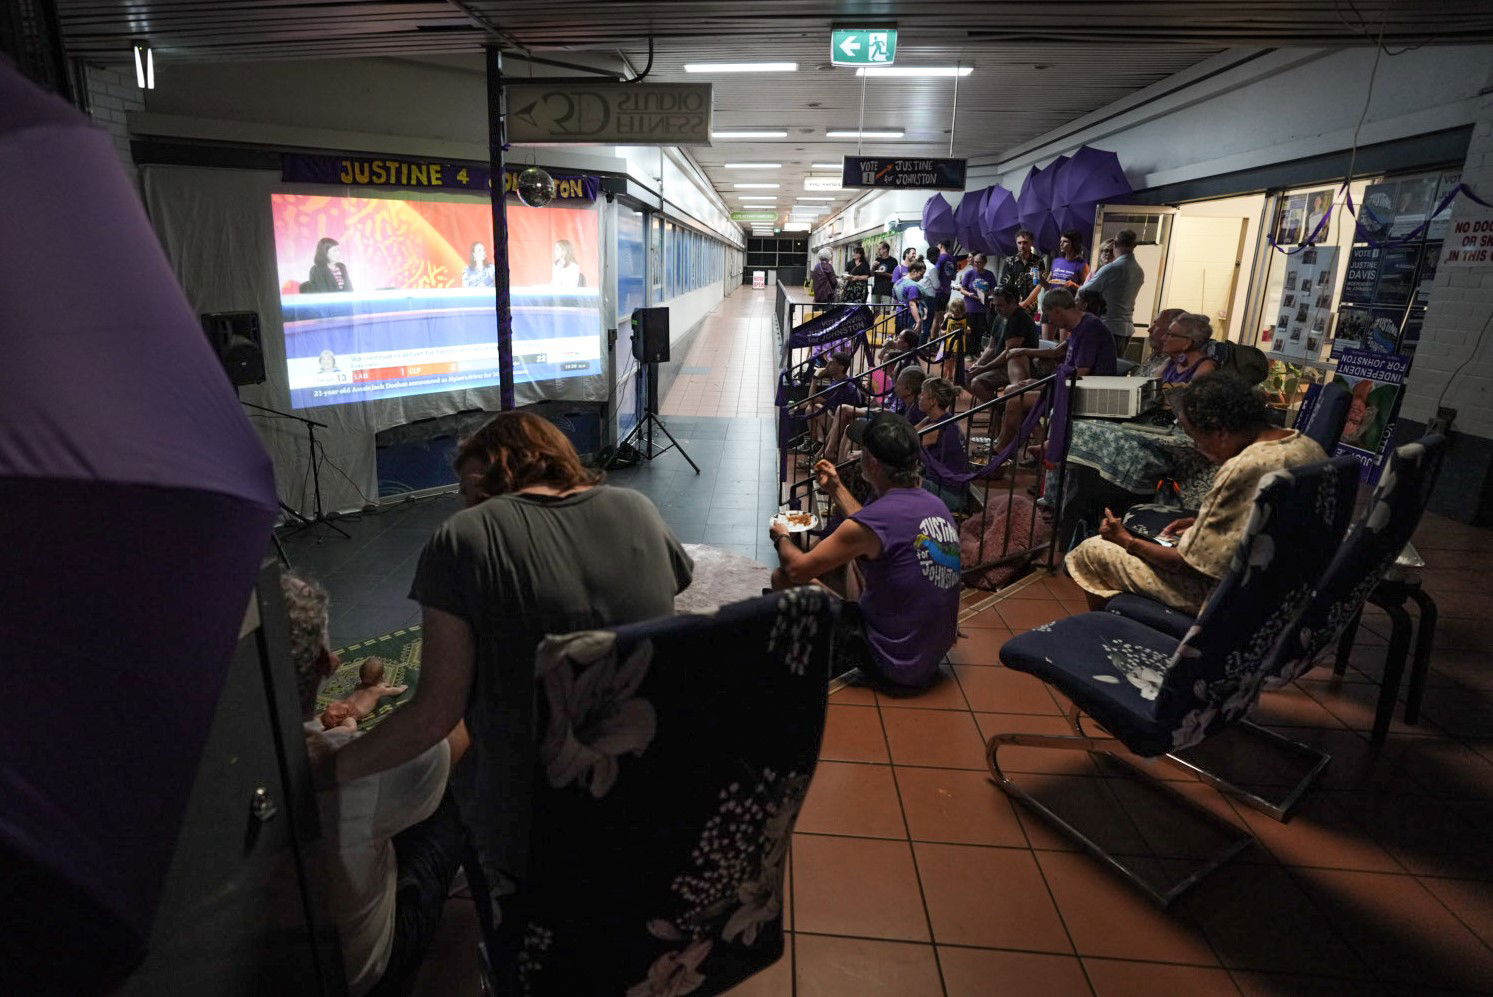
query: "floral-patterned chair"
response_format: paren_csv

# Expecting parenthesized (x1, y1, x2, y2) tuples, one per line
(500, 587, 836, 996)
(988, 456, 1357, 907)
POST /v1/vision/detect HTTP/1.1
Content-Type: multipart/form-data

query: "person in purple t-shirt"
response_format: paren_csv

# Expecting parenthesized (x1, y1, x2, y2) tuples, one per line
(819, 366, 926, 464)
(957, 252, 996, 353)
(913, 376, 969, 514)
(929, 239, 957, 337)
(769, 412, 962, 691)
(991, 287, 1119, 454)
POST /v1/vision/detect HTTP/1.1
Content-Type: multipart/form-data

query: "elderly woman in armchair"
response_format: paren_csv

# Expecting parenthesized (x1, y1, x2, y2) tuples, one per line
(1065, 372, 1325, 613)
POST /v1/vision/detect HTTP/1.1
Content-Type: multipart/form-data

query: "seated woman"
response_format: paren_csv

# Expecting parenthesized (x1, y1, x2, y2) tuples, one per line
(1052, 311, 1223, 542)
(821, 366, 926, 464)
(1065, 372, 1326, 614)
(1133, 308, 1186, 378)
(915, 376, 969, 514)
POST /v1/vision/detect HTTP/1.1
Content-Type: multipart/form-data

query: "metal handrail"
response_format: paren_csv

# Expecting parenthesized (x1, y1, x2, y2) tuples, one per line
(783, 329, 961, 415)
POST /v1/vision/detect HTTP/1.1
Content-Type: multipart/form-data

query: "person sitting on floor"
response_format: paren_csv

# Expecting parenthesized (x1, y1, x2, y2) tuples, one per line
(769, 412, 962, 692)
(289, 571, 470, 997)
(915, 376, 970, 514)
(1065, 372, 1326, 614)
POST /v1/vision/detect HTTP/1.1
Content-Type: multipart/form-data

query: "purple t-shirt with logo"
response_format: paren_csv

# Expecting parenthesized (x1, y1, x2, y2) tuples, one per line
(1067, 312, 1119, 375)
(850, 487, 962, 686)
(959, 267, 995, 314)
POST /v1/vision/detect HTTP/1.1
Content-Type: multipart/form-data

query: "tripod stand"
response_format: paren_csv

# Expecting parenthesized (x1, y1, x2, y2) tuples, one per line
(241, 401, 351, 542)
(606, 362, 698, 474)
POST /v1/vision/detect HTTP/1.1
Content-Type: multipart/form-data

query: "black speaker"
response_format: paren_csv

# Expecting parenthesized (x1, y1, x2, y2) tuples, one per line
(201, 312, 266, 386)
(630, 307, 670, 364)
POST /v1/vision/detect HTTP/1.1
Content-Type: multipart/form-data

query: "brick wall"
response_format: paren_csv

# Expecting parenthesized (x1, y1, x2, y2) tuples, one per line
(1402, 93, 1493, 441)
(82, 64, 143, 184)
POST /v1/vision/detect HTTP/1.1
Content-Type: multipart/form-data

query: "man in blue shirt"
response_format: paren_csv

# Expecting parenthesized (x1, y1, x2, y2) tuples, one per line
(1080, 228, 1146, 356)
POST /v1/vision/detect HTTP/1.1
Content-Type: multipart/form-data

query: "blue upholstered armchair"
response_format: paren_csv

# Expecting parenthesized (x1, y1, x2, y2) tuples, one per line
(989, 456, 1358, 905)
(495, 588, 837, 997)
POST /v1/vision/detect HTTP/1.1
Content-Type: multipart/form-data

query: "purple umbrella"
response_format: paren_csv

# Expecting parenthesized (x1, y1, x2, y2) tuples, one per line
(1051, 145, 1132, 236)
(954, 188, 985, 254)
(922, 193, 956, 248)
(0, 63, 278, 987)
(979, 185, 1022, 257)
(1018, 158, 1066, 254)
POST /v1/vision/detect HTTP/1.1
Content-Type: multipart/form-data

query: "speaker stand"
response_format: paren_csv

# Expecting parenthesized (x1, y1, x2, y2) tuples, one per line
(241, 401, 352, 543)
(605, 364, 698, 474)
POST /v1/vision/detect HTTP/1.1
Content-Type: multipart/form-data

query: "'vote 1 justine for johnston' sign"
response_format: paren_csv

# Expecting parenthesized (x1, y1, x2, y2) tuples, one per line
(841, 157, 967, 191)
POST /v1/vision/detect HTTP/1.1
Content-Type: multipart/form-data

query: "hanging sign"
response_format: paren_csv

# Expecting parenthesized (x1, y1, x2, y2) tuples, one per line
(1333, 349, 1412, 484)
(831, 28, 897, 66)
(506, 82, 713, 145)
(841, 156, 967, 190)
(279, 153, 600, 200)
(731, 211, 778, 223)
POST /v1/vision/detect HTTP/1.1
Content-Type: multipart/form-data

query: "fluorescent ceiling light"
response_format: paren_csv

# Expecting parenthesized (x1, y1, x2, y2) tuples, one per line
(733, 182, 780, 189)
(132, 41, 155, 90)
(784, 223, 811, 231)
(825, 129, 904, 139)
(737, 195, 778, 201)
(797, 196, 835, 202)
(810, 162, 841, 170)
(686, 62, 798, 73)
(723, 162, 782, 169)
(712, 130, 789, 139)
(855, 66, 973, 78)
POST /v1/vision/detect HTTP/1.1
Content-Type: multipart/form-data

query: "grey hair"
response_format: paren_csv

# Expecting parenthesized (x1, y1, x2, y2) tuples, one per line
(1042, 288, 1076, 312)
(281, 570, 330, 707)
(895, 366, 927, 392)
(1174, 312, 1213, 347)
(817, 249, 831, 260)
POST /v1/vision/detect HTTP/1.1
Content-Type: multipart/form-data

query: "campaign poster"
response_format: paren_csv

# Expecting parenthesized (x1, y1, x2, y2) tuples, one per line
(1373, 244, 1422, 307)
(1276, 194, 1308, 245)
(1429, 170, 1462, 241)
(1416, 245, 1440, 306)
(1332, 305, 1400, 358)
(1342, 245, 1382, 303)
(1388, 176, 1438, 238)
(1333, 349, 1412, 484)
(1357, 181, 1398, 242)
(1303, 188, 1335, 241)
(1272, 245, 1339, 359)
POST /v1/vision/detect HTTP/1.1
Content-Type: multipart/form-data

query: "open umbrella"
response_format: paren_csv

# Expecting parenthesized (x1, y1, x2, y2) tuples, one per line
(1018, 158, 1066, 254)
(954, 188, 985, 254)
(1051, 145, 1132, 236)
(979, 184, 1022, 257)
(0, 63, 278, 989)
(921, 193, 956, 248)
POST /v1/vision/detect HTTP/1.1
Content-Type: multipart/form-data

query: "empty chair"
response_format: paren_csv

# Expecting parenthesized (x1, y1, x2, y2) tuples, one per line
(988, 456, 1358, 905)
(1301, 380, 1353, 453)
(493, 588, 836, 995)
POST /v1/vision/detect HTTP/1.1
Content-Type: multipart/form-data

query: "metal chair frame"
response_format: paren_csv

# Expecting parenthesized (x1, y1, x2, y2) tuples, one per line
(1164, 720, 1332, 822)
(987, 703, 1254, 908)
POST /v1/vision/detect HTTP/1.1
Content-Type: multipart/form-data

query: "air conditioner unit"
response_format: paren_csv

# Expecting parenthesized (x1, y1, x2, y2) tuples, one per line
(1070, 376, 1158, 419)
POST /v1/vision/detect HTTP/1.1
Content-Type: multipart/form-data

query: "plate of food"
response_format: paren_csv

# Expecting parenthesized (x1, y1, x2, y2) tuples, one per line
(770, 509, 819, 533)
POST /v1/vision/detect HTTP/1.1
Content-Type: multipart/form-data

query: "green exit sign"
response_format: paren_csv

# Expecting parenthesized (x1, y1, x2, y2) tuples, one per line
(831, 28, 897, 67)
(731, 210, 778, 223)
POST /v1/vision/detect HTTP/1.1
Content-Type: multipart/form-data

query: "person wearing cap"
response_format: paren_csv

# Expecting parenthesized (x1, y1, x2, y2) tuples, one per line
(768, 412, 962, 692)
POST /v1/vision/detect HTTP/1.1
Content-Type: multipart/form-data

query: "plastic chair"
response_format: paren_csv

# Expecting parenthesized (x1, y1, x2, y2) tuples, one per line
(989, 457, 1357, 906)
(491, 588, 837, 996)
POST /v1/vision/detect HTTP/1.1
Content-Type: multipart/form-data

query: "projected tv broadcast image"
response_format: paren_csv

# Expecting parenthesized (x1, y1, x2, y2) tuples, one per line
(271, 193, 602, 409)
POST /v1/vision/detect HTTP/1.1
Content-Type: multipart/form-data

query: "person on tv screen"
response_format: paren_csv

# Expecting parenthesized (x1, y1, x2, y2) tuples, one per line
(315, 349, 348, 385)
(305, 237, 353, 293)
(552, 239, 584, 288)
(463, 242, 496, 288)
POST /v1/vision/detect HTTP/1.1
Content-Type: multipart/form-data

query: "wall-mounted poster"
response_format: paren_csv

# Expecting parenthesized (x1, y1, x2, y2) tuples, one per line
(1276, 194, 1308, 244)
(1373, 244, 1422, 306)
(1357, 181, 1397, 242)
(1429, 171, 1462, 241)
(1333, 349, 1412, 484)
(1303, 188, 1335, 240)
(1388, 176, 1438, 238)
(1400, 311, 1423, 354)
(1416, 245, 1440, 306)
(1271, 245, 1339, 358)
(1343, 245, 1382, 302)
(1332, 305, 1401, 358)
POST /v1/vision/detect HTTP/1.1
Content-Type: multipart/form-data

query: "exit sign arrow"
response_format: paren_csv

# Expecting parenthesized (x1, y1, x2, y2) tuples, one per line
(831, 28, 897, 67)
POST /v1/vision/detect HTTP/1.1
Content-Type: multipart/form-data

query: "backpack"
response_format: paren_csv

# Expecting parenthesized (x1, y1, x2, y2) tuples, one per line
(1205, 340, 1269, 386)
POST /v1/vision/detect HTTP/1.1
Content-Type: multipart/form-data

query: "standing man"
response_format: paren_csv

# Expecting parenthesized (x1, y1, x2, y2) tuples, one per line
(1001, 229, 1046, 314)
(1080, 228, 1146, 357)
(869, 242, 896, 306)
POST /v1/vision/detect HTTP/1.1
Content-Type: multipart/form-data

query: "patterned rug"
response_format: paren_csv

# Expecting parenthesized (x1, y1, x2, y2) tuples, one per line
(316, 625, 422, 731)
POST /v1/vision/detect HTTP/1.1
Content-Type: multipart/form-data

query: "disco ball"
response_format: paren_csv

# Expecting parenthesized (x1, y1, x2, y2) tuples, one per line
(516, 166, 555, 207)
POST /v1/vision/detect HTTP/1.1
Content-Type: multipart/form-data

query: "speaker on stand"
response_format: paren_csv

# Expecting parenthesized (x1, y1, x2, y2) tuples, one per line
(603, 307, 698, 474)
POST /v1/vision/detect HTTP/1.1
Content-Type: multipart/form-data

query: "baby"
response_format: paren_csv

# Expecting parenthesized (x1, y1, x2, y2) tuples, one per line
(319, 657, 408, 731)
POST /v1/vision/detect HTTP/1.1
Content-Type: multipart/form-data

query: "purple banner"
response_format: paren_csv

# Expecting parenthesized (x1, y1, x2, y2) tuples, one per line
(280, 153, 599, 201)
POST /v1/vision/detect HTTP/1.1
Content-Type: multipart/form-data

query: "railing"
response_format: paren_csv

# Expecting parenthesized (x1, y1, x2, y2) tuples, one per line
(778, 297, 904, 363)
(777, 369, 1075, 586)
